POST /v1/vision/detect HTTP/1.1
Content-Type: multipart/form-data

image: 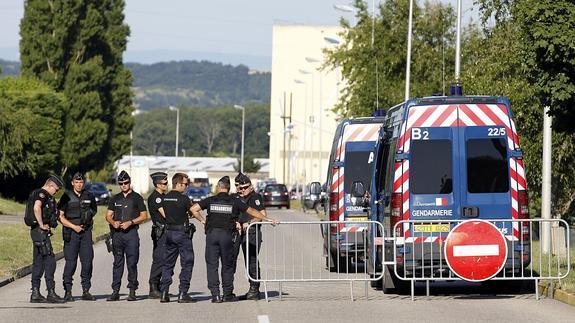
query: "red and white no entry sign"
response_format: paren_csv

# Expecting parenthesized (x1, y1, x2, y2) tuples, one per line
(444, 220, 508, 282)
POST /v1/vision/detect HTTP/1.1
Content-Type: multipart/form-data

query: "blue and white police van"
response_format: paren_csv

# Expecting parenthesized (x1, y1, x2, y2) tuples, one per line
(362, 96, 530, 292)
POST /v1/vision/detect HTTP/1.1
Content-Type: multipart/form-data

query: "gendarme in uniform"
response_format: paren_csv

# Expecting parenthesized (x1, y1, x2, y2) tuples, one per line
(106, 171, 148, 301)
(57, 172, 97, 301)
(147, 171, 168, 299)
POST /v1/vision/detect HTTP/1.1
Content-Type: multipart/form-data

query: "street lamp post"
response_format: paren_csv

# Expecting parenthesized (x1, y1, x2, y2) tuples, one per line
(306, 57, 322, 182)
(234, 104, 245, 173)
(169, 106, 179, 157)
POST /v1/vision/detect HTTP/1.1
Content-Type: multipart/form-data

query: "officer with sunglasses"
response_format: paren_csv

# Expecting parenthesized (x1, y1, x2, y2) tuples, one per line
(105, 171, 148, 301)
(147, 171, 168, 298)
(232, 172, 265, 300)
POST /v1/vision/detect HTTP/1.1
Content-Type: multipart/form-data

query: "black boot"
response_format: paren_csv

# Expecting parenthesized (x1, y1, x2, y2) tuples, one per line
(64, 290, 74, 302)
(160, 290, 170, 303)
(46, 289, 66, 303)
(107, 289, 120, 301)
(223, 293, 238, 302)
(30, 287, 47, 303)
(149, 283, 161, 299)
(211, 295, 222, 303)
(177, 292, 196, 303)
(82, 289, 96, 301)
(245, 285, 260, 300)
(127, 289, 137, 301)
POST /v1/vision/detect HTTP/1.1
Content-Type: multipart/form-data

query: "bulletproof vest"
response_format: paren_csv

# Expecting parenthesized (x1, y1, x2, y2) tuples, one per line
(24, 189, 56, 227)
(206, 195, 235, 230)
(113, 196, 138, 222)
(64, 191, 82, 220)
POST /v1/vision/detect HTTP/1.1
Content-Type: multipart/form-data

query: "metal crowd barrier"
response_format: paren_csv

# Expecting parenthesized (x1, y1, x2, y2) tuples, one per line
(392, 219, 571, 300)
(246, 220, 385, 301)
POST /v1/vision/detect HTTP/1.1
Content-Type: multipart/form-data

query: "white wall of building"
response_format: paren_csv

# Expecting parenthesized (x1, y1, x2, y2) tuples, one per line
(269, 24, 343, 189)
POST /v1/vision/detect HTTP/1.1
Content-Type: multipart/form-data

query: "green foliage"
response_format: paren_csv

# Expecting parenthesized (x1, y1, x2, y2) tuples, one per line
(0, 77, 65, 178)
(234, 154, 262, 174)
(128, 61, 271, 109)
(132, 104, 270, 158)
(324, 0, 456, 117)
(19, 0, 133, 175)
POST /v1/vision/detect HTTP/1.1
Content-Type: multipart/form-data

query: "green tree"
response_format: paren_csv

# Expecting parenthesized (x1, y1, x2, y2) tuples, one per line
(19, 0, 133, 175)
(234, 155, 262, 174)
(324, 0, 456, 117)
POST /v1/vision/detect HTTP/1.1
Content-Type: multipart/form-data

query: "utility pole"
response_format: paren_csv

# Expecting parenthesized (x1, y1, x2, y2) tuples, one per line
(541, 106, 553, 253)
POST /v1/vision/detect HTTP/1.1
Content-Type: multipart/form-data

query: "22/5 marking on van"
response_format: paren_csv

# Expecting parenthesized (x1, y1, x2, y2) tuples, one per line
(487, 127, 506, 136)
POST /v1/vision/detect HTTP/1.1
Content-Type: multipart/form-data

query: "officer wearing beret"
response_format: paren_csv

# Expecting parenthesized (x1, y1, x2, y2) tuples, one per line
(232, 173, 265, 300)
(190, 176, 278, 303)
(57, 172, 97, 302)
(147, 171, 168, 299)
(159, 172, 206, 303)
(106, 171, 148, 301)
(27, 174, 65, 303)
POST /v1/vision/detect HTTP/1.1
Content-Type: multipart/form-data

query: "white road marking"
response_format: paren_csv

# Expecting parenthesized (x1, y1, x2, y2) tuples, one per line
(453, 244, 499, 257)
(258, 315, 270, 323)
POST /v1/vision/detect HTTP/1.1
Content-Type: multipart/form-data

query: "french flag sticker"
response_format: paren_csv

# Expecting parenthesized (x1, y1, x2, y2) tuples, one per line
(435, 197, 448, 206)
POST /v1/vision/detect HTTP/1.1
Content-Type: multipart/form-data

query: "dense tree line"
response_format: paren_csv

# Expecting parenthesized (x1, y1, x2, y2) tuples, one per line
(325, 0, 575, 222)
(1, 0, 132, 200)
(132, 104, 270, 158)
(128, 61, 271, 109)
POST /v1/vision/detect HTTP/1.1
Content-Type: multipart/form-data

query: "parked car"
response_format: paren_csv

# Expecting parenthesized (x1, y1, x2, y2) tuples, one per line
(262, 184, 290, 209)
(85, 182, 111, 205)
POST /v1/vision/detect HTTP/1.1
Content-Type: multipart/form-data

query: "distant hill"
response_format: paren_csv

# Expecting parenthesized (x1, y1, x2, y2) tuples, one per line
(0, 59, 270, 109)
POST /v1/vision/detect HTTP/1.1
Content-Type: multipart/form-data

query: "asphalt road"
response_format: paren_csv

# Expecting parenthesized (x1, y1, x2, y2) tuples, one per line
(0, 208, 573, 322)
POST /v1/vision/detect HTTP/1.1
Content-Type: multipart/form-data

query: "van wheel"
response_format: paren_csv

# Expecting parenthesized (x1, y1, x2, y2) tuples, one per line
(382, 265, 409, 295)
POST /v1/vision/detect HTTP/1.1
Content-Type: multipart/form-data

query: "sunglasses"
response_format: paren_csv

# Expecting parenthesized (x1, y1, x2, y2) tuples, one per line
(119, 181, 131, 186)
(158, 182, 168, 185)
(236, 185, 250, 191)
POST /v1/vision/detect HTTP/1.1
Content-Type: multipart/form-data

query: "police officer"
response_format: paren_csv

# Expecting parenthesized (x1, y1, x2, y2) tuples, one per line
(159, 172, 206, 303)
(147, 171, 168, 299)
(190, 176, 278, 303)
(106, 171, 148, 301)
(57, 172, 97, 302)
(27, 174, 65, 303)
(232, 173, 265, 300)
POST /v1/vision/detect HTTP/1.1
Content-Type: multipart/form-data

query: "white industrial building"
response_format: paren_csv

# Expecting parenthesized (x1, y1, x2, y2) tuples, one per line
(269, 24, 343, 189)
(115, 155, 269, 194)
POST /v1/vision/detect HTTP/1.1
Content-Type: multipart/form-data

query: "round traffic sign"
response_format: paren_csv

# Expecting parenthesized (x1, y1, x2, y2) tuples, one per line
(444, 220, 507, 282)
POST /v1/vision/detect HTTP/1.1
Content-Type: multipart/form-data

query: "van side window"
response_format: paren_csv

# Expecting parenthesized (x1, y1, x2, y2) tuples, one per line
(411, 140, 453, 194)
(467, 138, 509, 193)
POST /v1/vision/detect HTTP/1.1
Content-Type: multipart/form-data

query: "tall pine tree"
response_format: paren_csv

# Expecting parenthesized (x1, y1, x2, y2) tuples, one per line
(20, 0, 133, 174)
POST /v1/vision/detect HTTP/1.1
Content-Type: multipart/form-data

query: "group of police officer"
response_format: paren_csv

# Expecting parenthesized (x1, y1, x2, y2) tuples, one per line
(26, 170, 278, 304)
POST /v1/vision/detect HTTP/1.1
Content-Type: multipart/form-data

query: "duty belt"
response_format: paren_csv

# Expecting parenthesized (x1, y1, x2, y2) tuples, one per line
(166, 224, 188, 232)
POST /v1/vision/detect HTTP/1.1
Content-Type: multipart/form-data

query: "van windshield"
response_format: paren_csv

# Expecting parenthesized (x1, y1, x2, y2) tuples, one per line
(344, 151, 373, 193)
(411, 140, 453, 194)
(467, 138, 509, 193)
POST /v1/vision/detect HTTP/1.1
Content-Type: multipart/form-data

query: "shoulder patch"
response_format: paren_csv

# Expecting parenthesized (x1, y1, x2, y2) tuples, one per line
(39, 192, 45, 198)
(255, 199, 261, 206)
(155, 197, 162, 204)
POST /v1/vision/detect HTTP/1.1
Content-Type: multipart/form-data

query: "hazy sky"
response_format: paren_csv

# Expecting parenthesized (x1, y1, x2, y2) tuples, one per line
(0, 0, 474, 69)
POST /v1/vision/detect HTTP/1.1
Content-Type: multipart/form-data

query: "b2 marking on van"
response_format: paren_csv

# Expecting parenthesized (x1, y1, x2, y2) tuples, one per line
(412, 209, 453, 217)
(412, 128, 429, 140)
(487, 127, 506, 136)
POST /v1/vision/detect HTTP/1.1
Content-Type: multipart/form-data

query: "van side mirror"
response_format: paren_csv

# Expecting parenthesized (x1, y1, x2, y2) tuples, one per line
(310, 182, 321, 195)
(351, 181, 365, 198)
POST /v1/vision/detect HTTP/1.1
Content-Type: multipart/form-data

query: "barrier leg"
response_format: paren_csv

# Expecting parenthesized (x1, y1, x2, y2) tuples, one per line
(426, 280, 430, 299)
(279, 282, 283, 301)
(411, 280, 415, 301)
(365, 281, 368, 300)
(535, 279, 539, 301)
(264, 281, 269, 302)
(350, 281, 354, 301)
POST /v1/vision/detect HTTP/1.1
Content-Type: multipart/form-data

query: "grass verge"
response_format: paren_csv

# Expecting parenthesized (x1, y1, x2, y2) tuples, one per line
(0, 205, 111, 278)
(0, 196, 25, 215)
(528, 240, 575, 294)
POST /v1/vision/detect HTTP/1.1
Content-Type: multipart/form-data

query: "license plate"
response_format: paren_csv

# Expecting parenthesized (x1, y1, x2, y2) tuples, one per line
(413, 224, 450, 233)
(346, 217, 368, 222)
(272, 192, 280, 196)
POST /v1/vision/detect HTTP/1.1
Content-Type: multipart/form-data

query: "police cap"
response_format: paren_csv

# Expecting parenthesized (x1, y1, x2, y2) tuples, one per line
(234, 172, 251, 185)
(150, 171, 168, 184)
(72, 172, 85, 181)
(117, 170, 131, 182)
(48, 174, 64, 189)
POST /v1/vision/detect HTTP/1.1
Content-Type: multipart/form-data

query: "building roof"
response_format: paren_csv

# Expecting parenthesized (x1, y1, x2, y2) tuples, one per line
(117, 155, 269, 173)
